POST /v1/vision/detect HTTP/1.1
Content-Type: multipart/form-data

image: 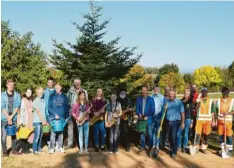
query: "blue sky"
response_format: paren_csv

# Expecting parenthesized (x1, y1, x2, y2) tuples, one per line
(2, 1, 234, 73)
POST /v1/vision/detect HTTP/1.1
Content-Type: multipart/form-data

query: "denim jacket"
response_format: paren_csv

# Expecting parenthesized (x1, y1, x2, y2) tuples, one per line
(1, 91, 21, 121)
(43, 88, 56, 117)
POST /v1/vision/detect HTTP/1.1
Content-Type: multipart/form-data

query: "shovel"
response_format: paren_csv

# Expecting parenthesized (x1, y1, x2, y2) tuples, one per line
(221, 114, 231, 158)
(189, 133, 199, 156)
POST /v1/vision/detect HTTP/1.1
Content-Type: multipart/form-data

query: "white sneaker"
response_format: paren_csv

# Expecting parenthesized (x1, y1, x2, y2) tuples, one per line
(59, 148, 65, 153)
(49, 149, 54, 154)
(109, 151, 113, 154)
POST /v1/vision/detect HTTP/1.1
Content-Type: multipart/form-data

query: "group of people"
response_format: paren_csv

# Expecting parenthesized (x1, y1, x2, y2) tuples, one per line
(1, 77, 234, 159)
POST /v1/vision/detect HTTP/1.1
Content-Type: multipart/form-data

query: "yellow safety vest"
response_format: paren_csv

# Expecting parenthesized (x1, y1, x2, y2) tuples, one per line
(217, 98, 234, 123)
(197, 98, 213, 121)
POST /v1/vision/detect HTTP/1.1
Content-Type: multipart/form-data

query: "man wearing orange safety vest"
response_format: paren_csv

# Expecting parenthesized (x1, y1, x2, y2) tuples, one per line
(216, 87, 234, 151)
(194, 88, 216, 153)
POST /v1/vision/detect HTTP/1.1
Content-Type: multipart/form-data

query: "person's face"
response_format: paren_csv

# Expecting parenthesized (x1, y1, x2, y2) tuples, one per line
(222, 90, 229, 97)
(169, 91, 176, 100)
(119, 91, 126, 99)
(184, 91, 190, 99)
(47, 80, 54, 88)
(191, 86, 196, 92)
(79, 93, 85, 101)
(55, 85, 62, 93)
(26, 89, 32, 98)
(6, 82, 14, 92)
(74, 79, 81, 89)
(37, 89, 44, 98)
(165, 88, 170, 96)
(142, 87, 148, 97)
(111, 94, 117, 102)
(97, 89, 103, 97)
(154, 87, 160, 95)
(201, 90, 208, 97)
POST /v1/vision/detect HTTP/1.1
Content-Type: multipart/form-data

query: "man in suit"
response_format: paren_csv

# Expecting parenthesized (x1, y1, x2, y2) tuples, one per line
(136, 86, 155, 152)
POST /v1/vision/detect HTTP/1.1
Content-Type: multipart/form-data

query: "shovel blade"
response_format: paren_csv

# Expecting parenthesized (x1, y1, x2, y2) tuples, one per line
(221, 147, 231, 158)
(190, 145, 199, 156)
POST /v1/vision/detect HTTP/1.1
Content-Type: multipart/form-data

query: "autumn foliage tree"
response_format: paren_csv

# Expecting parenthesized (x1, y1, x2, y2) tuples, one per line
(159, 72, 185, 94)
(119, 64, 154, 95)
(193, 66, 223, 90)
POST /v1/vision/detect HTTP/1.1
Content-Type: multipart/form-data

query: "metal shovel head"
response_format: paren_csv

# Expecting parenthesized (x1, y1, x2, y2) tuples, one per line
(221, 146, 231, 159)
(189, 145, 199, 156)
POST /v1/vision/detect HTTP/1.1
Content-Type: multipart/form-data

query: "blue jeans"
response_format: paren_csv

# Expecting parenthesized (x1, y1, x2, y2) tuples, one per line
(219, 135, 233, 146)
(77, 121, 89, 151)
(168, 120, 180, 155)
(50, 130, 63, 150)
(33, 122, 43, 152)
(1, 121, 17, 153)
(140, 123, 153, 149)
(177, 119, 191, 149)
(109, 124, 120, 152)
(93, 121, 106, 147)
(152, 120, 161, 148)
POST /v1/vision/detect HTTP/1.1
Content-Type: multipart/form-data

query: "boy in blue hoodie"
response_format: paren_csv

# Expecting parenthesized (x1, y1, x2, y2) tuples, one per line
(48, 83, 69, 154)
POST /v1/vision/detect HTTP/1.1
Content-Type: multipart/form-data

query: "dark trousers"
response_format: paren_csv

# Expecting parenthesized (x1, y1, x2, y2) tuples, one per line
(120, 120, 130, 150)
(161, 119, 169, 148)
(168, 120, 180, 155)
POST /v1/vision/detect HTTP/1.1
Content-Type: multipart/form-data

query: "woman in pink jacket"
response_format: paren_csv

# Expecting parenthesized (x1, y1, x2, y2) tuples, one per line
(71, 90, 91, 155)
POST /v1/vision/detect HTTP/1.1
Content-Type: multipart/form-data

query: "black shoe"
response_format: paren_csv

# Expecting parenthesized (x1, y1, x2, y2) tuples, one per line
(201, 149, 208, 154)
(181, 148, 185, 153)
(23, 150, 31, 154)
(95, 147, 100, 152)
(155, 147, 160, 157)
(171, 153, 176, 158)
(125, 148, 130, 152)
(12, 150, 22, 155)
(2, 152, 8, 157)
(100, 146, 106, 151)
(149, 147, 154, 157)
(139, 148, 144, 153)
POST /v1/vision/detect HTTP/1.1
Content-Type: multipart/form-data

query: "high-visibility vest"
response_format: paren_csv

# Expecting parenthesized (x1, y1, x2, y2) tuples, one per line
(197, 98, 213, 121)
(217, 98, 234, 123)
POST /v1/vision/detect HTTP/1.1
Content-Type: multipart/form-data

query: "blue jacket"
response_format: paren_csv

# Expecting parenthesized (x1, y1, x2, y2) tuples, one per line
(43, 88, 56, 117)
(1, 91, 21, 121)
(136, 96, 155, 124)
(48, 93, 69, 121)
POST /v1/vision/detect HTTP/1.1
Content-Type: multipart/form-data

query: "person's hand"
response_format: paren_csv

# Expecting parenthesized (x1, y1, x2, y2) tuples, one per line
(212, 121, 216, 127)
(113, 113, 118, 118)
(190, 122, 193, 128)
(223, 112, 228, 116)
(180, 123, 185, 130)
(8, 120, 13, 125)
(105, 122, 110, 128)
(100, 109, 105, 113)
(139, 115, 142, 119)
(42, 121, 47, 126)
(55, 115, 59, 120)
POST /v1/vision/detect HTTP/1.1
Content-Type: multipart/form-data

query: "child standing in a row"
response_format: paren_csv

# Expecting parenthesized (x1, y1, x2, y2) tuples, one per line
(48, 83, 69, 154)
